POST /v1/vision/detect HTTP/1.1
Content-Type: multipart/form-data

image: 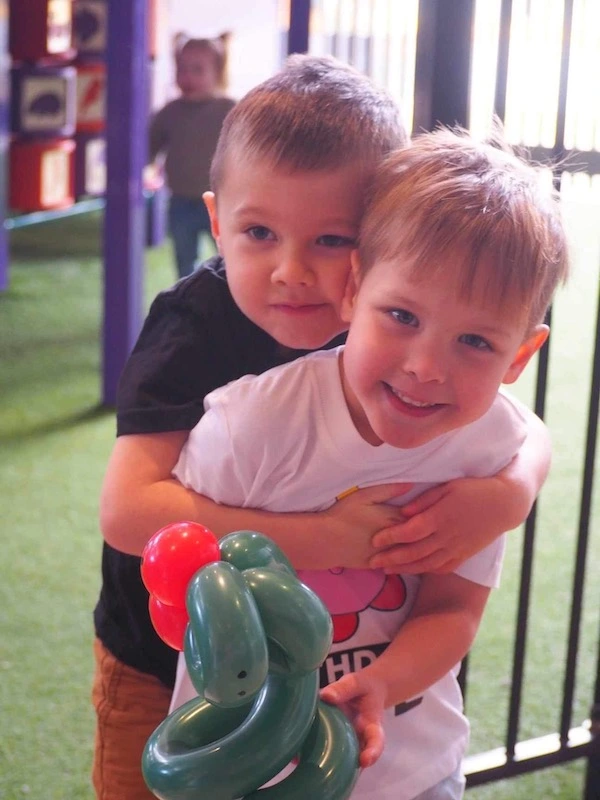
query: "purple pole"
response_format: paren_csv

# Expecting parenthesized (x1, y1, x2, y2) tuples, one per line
(288, 0, 311, 54)
(0, 0, 9, 292)
(102, 0, 148, 405)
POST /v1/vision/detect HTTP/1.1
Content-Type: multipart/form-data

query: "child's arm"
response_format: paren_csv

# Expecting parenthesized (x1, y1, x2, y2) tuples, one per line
(100, 432, 410, 567)
(320, 573, 490, 766)
(370, 411, 551, 574)
(148, 106, 168, 165)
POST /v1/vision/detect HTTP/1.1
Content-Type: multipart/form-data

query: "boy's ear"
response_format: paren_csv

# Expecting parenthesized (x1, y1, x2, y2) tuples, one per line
(203, 192, 221, 251)
(341, 250, 362, 323)
(502, 325, 549, 385)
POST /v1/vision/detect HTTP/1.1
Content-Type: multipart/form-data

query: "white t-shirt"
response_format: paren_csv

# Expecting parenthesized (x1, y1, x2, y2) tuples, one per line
(171, 347, 530, 798)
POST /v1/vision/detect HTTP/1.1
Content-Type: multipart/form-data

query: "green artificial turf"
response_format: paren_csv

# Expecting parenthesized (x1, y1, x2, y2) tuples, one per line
(0, 205, 598, 799)
(0, 214, 176, 800)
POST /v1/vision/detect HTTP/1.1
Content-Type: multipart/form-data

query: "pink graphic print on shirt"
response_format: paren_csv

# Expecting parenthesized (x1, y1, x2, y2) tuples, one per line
(304, 568, 407, 643)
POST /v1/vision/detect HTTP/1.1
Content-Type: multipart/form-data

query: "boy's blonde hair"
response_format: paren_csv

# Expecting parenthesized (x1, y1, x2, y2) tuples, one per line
(210, 54, 408, 191)
(359, 127, 570, 329)
(177, 33, 231, 91)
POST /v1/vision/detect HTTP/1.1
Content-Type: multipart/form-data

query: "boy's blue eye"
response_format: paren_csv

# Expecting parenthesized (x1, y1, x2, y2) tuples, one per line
(246, 226, 274, 241)
(317, 234, 356, 248)
(390, 309, 418, 327)
(459, 333, 492, 351)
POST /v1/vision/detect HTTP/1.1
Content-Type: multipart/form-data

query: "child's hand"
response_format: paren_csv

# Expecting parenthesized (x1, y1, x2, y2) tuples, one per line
(369, 475, 525, 574)
(320, 672, 387, 768)
(143, 164, 164, 192)
(322, 483, 412, 569)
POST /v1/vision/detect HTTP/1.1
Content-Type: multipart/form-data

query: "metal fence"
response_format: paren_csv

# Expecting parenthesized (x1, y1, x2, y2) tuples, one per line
(284, 0, 600, 794)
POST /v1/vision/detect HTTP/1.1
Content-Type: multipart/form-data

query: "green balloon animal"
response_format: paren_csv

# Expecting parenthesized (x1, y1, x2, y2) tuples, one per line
(141, 527, 360, 800)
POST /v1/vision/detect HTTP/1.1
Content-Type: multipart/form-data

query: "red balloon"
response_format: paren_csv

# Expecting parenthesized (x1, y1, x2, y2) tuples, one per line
(149, 596, 189, 651)
(141, 521, 221, 607)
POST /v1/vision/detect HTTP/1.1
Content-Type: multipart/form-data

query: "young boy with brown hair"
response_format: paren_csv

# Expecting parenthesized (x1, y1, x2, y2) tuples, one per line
(169, 126, 569, 798)
(96, 56, 551, 798)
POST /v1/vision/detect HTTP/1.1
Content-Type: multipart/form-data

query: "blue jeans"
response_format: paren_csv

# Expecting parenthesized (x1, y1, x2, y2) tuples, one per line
(168, 195, 213, 279)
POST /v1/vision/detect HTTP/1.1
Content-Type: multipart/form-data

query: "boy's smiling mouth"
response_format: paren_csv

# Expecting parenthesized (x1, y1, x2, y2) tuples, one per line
(384, 384, 446, 415)
(272, 302, 328, 313)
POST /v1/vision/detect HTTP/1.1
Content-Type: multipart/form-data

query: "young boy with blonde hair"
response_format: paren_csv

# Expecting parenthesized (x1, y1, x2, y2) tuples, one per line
(97, 56, 552, 798)
(169, 127, 569, 798)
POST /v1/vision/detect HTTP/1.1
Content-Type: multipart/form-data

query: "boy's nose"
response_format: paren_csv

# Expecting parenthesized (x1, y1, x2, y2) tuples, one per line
(402, 339, 447, 384)
(271, 251, 315, 287)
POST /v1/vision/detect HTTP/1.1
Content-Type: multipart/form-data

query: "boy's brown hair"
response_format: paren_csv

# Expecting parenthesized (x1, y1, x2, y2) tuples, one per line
(210, 54, 408, 190)
(358, 126, 570, 329)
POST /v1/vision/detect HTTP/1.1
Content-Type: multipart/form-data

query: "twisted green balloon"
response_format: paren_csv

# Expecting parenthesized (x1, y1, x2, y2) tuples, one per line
(142, 531, 360, 800)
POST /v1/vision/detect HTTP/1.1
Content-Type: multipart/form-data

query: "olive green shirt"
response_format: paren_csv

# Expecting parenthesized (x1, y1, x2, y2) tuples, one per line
(149, 96, 235, 198)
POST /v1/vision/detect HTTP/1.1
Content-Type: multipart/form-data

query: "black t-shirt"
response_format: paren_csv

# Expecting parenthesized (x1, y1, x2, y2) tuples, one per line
(94, 257, 345, 687)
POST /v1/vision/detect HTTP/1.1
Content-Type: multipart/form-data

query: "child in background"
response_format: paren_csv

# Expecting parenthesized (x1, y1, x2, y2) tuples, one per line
(170, 127, 570, 798)
(95, 56, 551, 800)
(149, 34, 235, 278)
